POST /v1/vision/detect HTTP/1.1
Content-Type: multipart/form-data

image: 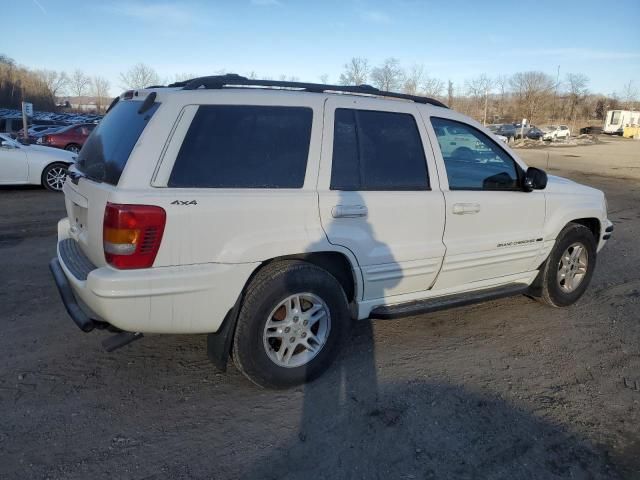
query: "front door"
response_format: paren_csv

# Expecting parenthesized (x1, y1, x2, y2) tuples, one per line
(426, 116, 546, 290)
(317, 98, 446, 301)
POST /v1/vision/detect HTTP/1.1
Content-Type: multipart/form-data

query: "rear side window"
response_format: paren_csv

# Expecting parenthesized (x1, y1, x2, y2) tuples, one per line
(168, 106, 312, 188)
(77, 100, 159, 185)
(330, 109, 429, 191)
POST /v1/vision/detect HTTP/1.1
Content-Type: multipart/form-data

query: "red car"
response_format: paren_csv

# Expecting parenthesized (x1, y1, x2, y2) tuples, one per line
(38, 123, 96, 153)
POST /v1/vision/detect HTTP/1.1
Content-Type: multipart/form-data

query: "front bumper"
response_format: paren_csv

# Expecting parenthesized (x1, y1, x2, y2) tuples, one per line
(598, 219, 614, 252)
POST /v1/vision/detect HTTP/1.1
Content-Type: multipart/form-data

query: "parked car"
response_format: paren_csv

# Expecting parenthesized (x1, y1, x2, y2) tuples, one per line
(37, 123, 96, 152)
(523, 126, 544, 140)
(542, 125, 571, 141)
(0, 133, 77, 191)
(50, 75, 612, 388)
(580, 125, 603, 135)
(0, 117, 27, 135)
(16, 125, 64, 142)
(489, 123, 518, 141)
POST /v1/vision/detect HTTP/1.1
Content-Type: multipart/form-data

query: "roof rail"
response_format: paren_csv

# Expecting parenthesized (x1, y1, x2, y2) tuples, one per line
(165, 74, 448, 108)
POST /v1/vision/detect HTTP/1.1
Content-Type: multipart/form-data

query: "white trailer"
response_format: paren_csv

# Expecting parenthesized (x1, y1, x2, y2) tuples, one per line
(604, 110, 639, 135)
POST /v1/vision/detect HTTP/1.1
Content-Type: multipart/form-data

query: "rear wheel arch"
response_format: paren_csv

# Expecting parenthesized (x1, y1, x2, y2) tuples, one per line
(258, 251, 359, 304)
(207, 251, 360, 372)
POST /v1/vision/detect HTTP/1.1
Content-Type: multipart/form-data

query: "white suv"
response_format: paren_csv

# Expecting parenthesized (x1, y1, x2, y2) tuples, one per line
(50, 75, 612, 388)
(543, 125, 571, 141)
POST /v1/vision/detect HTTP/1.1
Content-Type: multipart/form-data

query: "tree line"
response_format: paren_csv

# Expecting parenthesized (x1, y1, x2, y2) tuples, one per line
(1, 54, 637, 127)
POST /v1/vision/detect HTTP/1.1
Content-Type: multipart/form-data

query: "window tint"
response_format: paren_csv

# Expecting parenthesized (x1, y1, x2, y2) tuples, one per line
(431, 117, 521, 191)
(76, 100, 159, 185)
(169, 105, 312, 188)
(330, 109, 429, 191)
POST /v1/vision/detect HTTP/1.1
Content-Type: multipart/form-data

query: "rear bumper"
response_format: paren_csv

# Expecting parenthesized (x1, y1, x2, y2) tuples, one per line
(49, 258, 97, 332)
(53, 236, 258, 334)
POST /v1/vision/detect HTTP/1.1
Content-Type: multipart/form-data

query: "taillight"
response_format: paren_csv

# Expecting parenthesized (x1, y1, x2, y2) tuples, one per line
(103, 203, 166, 269)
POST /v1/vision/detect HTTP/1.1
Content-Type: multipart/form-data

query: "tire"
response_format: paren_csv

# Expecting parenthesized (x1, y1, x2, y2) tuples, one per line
(232, 260, 350, 388)
(41, 162, 69, 192)
(533, 223, 597, 307)
(65, 143, 81, 153)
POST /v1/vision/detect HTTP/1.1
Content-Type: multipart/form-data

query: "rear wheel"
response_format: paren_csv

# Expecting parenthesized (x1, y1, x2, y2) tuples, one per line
(41, 162, 68, 192)
(65, 143, 81, 153)
(534, 223, 597, 307)
(232, 260, 350, 388)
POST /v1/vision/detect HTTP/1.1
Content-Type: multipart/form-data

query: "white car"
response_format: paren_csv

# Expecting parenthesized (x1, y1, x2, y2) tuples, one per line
(542, 125, 571, 141)
(50, 76, 612, 388)
(0, 133, 77, 191)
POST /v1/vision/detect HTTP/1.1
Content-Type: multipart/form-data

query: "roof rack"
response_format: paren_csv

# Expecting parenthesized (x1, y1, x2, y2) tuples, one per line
(165, 74, 448, 108)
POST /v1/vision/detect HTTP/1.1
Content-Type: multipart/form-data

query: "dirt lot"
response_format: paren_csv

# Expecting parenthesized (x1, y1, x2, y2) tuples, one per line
(1, 138, 639, 479)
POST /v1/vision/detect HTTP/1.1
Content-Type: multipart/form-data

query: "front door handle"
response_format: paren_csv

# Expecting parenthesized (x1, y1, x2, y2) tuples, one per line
(332, 205, 368, 218)
(452, 203, 481, 215)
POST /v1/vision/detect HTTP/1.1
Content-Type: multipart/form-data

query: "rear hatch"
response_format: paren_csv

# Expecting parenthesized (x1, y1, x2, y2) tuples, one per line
(63, 95, 160, 267)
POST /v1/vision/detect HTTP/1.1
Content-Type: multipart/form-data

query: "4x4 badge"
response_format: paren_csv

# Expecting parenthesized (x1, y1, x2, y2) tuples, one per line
(171, 200, 197, 205)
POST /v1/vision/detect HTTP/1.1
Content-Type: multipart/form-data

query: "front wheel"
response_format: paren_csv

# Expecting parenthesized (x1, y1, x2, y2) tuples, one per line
(232, 260, 350, 388)
(533, 223, 597, 307)
(65, 143, 81, 153)
(42, 162, 69, 192)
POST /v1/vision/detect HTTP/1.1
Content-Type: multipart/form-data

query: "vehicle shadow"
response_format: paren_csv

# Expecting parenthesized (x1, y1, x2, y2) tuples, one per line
(243, 189, 620, 479)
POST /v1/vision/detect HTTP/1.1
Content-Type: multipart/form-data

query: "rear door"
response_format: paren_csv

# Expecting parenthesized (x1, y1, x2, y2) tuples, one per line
(426, 115, 546, 290)
(318, 97, 446, 301)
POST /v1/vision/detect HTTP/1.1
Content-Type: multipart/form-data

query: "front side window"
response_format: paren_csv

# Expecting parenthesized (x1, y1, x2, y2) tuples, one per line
(431, 117, 521, 191)
(330, 108, 429, 191)
(169, 105, 312, 188)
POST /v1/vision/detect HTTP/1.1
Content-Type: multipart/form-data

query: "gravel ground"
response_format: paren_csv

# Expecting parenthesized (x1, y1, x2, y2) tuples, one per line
(1, 140, 639, 479)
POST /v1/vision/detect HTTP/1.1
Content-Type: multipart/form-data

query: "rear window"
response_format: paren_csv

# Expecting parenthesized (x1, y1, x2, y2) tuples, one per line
(168, 105, 312, 188)
(76, 100, 159, 185)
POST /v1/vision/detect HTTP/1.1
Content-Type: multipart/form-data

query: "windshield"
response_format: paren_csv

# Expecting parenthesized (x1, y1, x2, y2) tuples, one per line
(76, 100, 159, 185)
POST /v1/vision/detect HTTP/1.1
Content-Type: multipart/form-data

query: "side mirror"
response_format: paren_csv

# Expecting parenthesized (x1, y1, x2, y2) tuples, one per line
(524, 167, 547, 191)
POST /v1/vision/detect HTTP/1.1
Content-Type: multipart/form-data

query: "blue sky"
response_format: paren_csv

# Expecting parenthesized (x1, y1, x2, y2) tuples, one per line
(6, 0, 640, 96)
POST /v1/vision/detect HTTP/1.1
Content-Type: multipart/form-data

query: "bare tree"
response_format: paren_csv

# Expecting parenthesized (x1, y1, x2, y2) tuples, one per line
(319, 73, 329, 84)
(69, 69, 91, 98)
(35, 69, 69, 99)
(338, 57, 370, 86)
(510, 71, 554, 122)
(119, 63, 160, 89)
(403, 64, 424, 95)
(621, 80, 638, 110)
(370, 58, 404, 92)
(565, 73, 589, 120)
(422, 75, 444, 98)
(91, 76, 111, 113)
(172, 73, 199, 83)
(466, 74, 494, 124)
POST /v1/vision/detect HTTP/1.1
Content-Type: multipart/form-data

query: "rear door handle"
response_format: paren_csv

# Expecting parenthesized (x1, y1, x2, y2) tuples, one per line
(452, 203, 481, 215)
(332, 205, 368, 218)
